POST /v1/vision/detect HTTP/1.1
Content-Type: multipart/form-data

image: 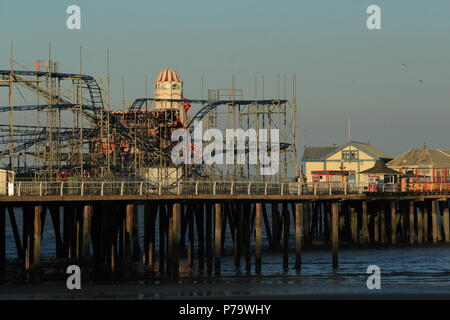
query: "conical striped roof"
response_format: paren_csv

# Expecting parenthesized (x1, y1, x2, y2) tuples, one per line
(155, 69, 181, 82)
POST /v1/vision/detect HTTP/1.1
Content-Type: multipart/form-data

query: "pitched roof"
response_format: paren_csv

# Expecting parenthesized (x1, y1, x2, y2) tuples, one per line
(349, 141, 392, 159)
(302, 146, 338, 160)
(360, 160, 401, 175)
(387, 149, 450, 168)
(302, 141, 391, 161)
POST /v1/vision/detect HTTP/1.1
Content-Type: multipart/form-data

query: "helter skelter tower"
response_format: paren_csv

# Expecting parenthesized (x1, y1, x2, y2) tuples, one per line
(154, 69, 189, 127)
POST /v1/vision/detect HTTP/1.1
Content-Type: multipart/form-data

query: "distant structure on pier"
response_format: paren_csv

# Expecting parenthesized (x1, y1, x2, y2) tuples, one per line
(302, 141, 392, 184)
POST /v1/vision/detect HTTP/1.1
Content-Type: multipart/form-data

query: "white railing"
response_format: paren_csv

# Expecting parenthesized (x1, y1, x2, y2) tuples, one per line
(0, 181, 448, 197)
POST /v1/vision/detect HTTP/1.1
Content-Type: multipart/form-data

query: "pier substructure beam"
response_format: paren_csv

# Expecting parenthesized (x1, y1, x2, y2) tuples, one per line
(32, 205, 42, 266)
(63, 206, 76, 259)
(409, 201, 416, 244)
(255, 203, 262, 275)
(122, 204, 134, 276)
(423, 202, 429, 242)
(295, 202, 302, 272)
(380, 204, 386, 244)
(144, 202, 156, 269)
(391, 201, 397, 244)
(432, 200, 438, 243)
(159, 204, 167, 275)
(195, 203, 205, 273)
(205, 203, 213, 275)
(350, 206, 358, 244)
(172, 202, 181, 277)
(244, 202, 252, 273)
(0, 206, 5, 282)
(443, 201, 450, 243)
(23, 206, 42, 273)
(282, 203, 290, 272)
(214, 203, 222, 276)
(331, 202, 339, 269)
(417, 203, 423, 244)
(361, 201, 370, 245)
(81, 205, 92, 259)
(187, 203, 194, 271)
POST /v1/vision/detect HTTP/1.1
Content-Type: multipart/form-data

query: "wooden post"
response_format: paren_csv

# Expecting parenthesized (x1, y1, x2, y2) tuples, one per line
(167, 208, 173, 276)
(195, 204, 205, 272)
(244, 202, 251, 273)
(172, 203, 181, 277)
(63, 206, 75, 259)
(205, 203, 213, 275)
(295, 203, 302, 272)
(124, 204, 134, 276)
(282, 203, 289, 272)
(132, 206, 140, 261)
(255, 203, 262, 275)
(432, 200, 438, 243)
(351, 206, 358, 244)
(409, 201, 415, 244)
(159, 204, 166, 275)
(361, 201, 369, 244)
(391, 201, 397, 245)
(143, 202, 155, 268)
(82, 205, 92, 259)
(214, 203, 222, 276)
(23, 207, 31, 272)
(423, 203, 429, 243)
(33, 206, 42, 266)
(380, 205, 386, 244)
(374, 212, 379, 243)
(417, 204, 423, 244)
(261, 204, 273, 249)
(188, 204, 194, 271)
(443, 201, 450, 242)
(0, 206, 5, 281)
(233, 204, 241, 269)
(332, 202, 339, 269)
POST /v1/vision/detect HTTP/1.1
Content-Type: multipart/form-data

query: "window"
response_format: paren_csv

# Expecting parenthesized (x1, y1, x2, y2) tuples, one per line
(342, 150, 359, 160)
(172, 84, 180, 90)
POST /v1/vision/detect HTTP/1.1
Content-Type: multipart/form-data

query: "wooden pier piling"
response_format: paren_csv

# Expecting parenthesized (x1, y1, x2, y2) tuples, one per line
(0, 206, 5, 282)
(331, 202, 339, 269)
(361, 201, 369, 244)
(214, 203, 222, 276)
(82, 205, 92, 259)
(391, 201, 397, 244)
(282, 203, 290, 272)
(417, 204, 423, 244)
(443, 202, 450, 242)
(255, 203, 262, 275)
(172, 203, 181, 277)
(295, 203, 302, 272)
(432, 200, 438, 243)
(409, 201, 416, 244)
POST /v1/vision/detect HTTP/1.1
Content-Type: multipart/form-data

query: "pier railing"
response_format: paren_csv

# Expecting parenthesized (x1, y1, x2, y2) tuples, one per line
(1, 180, 447, 197)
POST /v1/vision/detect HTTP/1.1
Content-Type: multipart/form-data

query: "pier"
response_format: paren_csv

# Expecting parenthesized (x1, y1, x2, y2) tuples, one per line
(1, 180, 450, 281)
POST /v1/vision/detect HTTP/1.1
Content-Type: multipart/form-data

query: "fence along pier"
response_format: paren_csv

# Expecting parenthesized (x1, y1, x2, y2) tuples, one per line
(1, 180, 450, 281)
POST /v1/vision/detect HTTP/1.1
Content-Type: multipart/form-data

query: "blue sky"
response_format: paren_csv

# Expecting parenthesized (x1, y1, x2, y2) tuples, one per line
(1, 0, 450, 156)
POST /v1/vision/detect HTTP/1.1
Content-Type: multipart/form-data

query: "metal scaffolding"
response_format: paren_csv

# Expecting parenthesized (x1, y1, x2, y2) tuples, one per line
(0, 59, 298, 184)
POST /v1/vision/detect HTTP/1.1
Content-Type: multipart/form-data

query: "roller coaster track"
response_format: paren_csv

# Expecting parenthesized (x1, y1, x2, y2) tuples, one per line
(0, 70, 167, 160)
(130, 97, 291, 181)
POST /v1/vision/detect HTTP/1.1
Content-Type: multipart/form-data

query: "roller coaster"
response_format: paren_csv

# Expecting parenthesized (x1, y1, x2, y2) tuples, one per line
(0, 61, 297, 184)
